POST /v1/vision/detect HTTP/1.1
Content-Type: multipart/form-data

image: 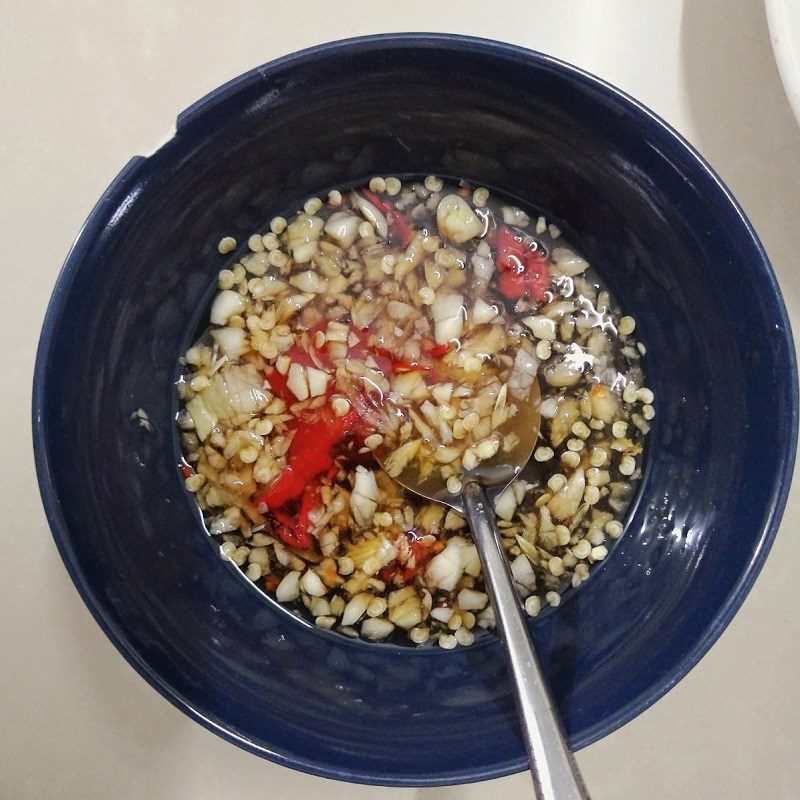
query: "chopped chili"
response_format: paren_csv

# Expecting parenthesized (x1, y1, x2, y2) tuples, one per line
(496, 225, 550, 301)
(266, 368, 296, 403)
(253, 406, 359, 510)
(262, 573, 281, 592)
(391, 360, 432, 374)
(280, 480, 323, 550)
(422, 340, 452, 359)
(252, 404, 362, 548)
(361, 189, 413, 247)
(285, 345, 318, 368)
(379, 530, 439, 585)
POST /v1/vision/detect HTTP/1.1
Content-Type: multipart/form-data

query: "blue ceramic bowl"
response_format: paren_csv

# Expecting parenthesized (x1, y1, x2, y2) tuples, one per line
(33, 35, 797, 785)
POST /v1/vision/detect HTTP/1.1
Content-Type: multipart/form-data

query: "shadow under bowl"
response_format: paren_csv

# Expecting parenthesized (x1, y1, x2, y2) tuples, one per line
(32, 34, 798, 786)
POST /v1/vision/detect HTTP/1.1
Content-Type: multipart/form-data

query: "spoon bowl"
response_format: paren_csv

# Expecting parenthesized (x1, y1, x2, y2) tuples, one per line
(375, 384, 590, 800)
(377, 381, 542, 515)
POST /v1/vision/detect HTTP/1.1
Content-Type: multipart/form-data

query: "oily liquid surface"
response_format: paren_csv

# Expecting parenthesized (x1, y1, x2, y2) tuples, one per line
(176, 176, 653, 647)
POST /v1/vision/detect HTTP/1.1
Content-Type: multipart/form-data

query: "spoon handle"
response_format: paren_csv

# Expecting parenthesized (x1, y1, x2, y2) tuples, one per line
(462, 480, 590, 800)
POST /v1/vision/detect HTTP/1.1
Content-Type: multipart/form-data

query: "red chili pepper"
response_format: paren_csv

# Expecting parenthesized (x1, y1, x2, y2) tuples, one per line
(274, 522, 312, 551)
(390, 360, 431, 374)
(379, 531, 437, 586)
(293, 406, 359, 473)
(497, 270, 527, 299)
(285, 345, 317, 368)
(401, 536, 435, 582)
(362, 341, 432, 376)
(365, 343, 394, 371)
(271, 506, 309, 550)
(256, 468, 306, 509)
(179, 463, 194, 479)
(253, 406, 362, 549)
(271, 508, 297, 530)
(272, 501, 317, 549)
(496, 225, 550, 301)
(253, 406, 359, 512)
(263, 573, 280, 591)
(497, 225, 527, 269)
(361, 189, 413, 247)
(281, 480, 322, 550)
(422, 340, 452, 359)
(266, 369, 296, 403)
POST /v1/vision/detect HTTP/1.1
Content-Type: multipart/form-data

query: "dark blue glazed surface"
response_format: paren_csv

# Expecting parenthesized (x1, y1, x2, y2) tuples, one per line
(33, 35, 797, 786)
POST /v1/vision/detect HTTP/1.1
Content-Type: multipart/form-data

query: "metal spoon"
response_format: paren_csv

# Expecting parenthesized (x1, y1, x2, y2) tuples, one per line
(377, 391, 590, 800)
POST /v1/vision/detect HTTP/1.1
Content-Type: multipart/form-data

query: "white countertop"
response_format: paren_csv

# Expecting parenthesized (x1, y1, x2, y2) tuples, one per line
(2, 1, 799, 798)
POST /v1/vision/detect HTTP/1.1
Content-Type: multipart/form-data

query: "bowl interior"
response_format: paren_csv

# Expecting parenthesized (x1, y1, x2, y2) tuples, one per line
(34, 36, 797, 785)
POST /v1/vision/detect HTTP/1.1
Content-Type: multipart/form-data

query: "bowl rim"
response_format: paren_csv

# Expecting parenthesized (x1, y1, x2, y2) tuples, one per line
(32, 32, 799, 786)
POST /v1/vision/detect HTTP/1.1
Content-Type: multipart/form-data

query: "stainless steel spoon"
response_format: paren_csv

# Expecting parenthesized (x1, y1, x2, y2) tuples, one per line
(378, 393, 590, 800)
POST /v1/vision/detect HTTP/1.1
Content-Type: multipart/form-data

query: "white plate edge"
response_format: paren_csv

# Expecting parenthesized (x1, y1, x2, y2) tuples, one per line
(766, 0, 800, 126)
